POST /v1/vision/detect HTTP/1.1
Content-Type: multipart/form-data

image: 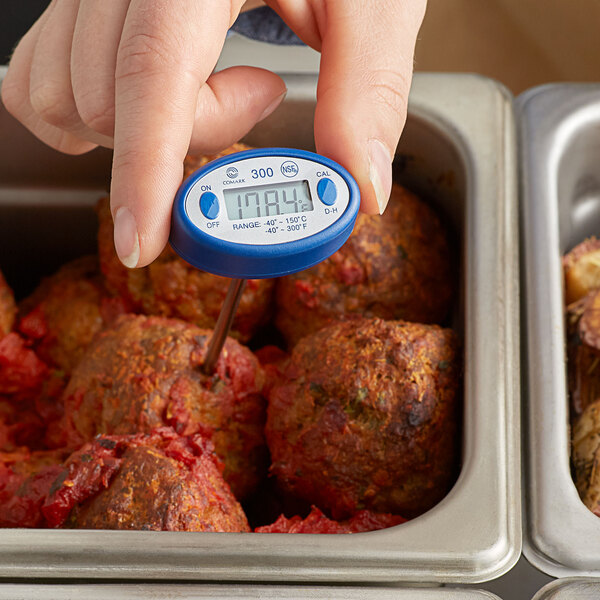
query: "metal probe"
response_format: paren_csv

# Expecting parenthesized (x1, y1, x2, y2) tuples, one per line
(201, 278, 246, 375)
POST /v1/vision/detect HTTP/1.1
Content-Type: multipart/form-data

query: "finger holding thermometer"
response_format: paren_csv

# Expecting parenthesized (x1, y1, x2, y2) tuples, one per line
(169, 148, 360, 373)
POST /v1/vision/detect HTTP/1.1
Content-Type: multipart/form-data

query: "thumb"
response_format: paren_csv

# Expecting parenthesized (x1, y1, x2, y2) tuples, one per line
(314, 0, 426, 214)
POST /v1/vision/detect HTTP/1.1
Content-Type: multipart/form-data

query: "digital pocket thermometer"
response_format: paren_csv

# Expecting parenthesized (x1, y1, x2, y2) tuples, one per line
(170, 148, 360, 279)
(169, 147, 360, 372)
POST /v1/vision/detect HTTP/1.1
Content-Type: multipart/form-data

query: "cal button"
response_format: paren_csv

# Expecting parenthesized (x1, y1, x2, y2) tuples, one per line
(200, 191, 219, 220)
(317, 177, 337, 206)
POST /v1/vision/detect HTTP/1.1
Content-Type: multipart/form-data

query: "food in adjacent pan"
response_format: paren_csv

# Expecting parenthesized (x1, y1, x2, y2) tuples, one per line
(564, 240, 600, 515)
(567, 289, 600, 417)
(572, 399, 600, 517)
(0, 144, 460, 533)
(564, 237, 600, 305)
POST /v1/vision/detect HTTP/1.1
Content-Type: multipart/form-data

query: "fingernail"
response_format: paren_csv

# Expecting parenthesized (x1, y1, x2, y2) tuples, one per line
(368, 139, 393, 214)
(258, 90, 287, 122)
(113, 206, 140, 268)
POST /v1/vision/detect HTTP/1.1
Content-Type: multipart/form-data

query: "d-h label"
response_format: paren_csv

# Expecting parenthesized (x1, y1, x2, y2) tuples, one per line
(325, 207, 338, 215)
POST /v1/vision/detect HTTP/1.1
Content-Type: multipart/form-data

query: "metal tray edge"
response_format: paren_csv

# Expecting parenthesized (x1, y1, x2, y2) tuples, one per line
(0, 72, 520, 584)
(520, 83, 600, 577)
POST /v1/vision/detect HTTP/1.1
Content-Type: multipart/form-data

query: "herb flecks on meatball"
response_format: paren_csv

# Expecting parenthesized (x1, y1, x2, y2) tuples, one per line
(266, 317, 461, 519)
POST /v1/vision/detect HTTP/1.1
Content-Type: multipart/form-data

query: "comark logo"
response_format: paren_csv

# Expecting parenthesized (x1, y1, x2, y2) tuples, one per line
(226, 166, 239, 179)
(280, 161, 299, 178)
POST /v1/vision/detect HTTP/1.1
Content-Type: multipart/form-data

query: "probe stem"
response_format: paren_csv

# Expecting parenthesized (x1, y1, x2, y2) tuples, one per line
(202, 278, 246, 375)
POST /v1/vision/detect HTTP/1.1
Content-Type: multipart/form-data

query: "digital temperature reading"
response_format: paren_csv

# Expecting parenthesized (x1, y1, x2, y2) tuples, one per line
(170, 147, 360, 279)
(223, 180, 314, 220)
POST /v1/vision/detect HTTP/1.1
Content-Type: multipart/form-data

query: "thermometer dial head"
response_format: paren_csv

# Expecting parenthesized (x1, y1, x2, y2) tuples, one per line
(169, 148, 360, 279)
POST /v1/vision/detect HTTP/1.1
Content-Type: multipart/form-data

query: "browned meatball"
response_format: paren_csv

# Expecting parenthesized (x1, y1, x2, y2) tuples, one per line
(275, 184, 454, 347)
(62, 314, 267, 499)
(17, 256, 125, 375)
(42, 429, 250, 532)
(97, 145, 274, 343)
(0, 269, 16, 336)
(266, 318, 461, 519)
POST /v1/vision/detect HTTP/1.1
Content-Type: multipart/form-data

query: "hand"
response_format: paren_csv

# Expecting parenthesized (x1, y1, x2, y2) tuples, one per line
(2, 0, 426, 268)
(265, 0, 426, 215)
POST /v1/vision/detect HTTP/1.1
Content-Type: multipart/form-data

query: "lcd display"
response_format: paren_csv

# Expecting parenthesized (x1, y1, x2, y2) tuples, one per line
(223, 180, 314, 220)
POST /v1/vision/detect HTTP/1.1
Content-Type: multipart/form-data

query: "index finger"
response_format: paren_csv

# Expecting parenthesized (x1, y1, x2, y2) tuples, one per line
(110, 0, 236, 268)
(314, 0, 426, 215)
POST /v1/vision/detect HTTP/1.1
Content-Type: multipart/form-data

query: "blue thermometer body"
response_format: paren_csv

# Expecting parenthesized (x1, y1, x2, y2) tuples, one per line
(170, 148, 360, 279)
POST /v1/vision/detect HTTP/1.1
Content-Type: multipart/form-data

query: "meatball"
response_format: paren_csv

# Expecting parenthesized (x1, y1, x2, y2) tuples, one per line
(0, 332, 48, 398)
(275, 184, 454, 347)
(0, 402, 15, 449)
(62, 314, 267, 499)
(0, 396, 46, 451)
(266, 318, 461, 519)
(564, 238, 600, 305)
(43, 428, 250, 532)
(0, 269, 16, 336)
(0, 331, 67, 451)
(97, 145, 274, 344)
(255, 506, 406, 534)
(0, 449, 67, 527)
(567, 289, 600, 418)
(255, 345, 290, 397)
(17, 256, 126, 375)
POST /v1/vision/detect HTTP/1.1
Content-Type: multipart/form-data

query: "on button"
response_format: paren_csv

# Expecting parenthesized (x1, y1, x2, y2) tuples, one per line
(317, 178, 337, 206)
(200, 191, 219, 220)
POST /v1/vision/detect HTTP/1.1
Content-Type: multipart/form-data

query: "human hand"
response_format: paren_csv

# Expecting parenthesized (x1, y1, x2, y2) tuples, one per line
(266, 0, 427, 216)
(1, 0, 426, 268)
(1, 0, 286, 268)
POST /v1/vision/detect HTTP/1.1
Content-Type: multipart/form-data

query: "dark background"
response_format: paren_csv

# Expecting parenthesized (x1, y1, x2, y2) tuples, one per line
(1, 1, 48, 64)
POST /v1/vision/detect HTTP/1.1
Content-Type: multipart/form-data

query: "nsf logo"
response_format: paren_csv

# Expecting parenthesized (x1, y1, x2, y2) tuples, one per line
(226, 166, 239, 179)
(280, 161, 299, 178)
